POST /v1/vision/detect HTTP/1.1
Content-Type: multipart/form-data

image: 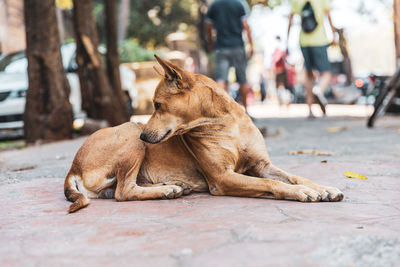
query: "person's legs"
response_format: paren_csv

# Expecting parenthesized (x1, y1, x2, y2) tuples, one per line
(215, 49, 230, 91)
(313, 71, 332, 114)
(305, 70, 315, 116)
(276, 72, 286, 89)
(239, 83, 250, 110)
(301, 46, 316, 117)
(318, 71, 332, 93)
(233, 47, 249, 111)
(276, 72, 285, 106)
(311, 45, 332, 115)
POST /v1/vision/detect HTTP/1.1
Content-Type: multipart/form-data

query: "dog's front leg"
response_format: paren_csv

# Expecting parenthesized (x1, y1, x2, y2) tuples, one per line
(208, 171, 322, 202)
(260, 164, 343, 202)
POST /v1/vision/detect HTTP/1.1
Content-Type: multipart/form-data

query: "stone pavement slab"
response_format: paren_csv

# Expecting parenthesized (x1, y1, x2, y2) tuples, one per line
(0, 114, 399, 266)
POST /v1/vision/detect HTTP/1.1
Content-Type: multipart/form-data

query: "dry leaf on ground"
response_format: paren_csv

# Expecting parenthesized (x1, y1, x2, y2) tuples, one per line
(327, 126, 348, 133)
(268, 128, 282, 138)
(344, 171, 368, 180)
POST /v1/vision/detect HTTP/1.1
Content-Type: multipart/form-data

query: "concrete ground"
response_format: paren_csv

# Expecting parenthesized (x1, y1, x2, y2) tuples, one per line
(0, 107, 399, 267)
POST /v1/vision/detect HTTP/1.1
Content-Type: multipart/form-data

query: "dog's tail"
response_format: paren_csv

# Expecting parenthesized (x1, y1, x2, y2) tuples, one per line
(64, 173, 89, 213)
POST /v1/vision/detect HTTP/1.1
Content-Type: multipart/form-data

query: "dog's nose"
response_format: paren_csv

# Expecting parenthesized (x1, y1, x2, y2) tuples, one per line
(139, 133, 147, 142)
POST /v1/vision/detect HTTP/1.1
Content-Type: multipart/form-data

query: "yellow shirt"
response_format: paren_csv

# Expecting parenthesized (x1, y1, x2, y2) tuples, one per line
(291, 0, 331, 47)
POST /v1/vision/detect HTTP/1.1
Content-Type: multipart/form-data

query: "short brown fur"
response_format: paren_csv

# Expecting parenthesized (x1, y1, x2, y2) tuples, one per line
(64, 56, 343, 213)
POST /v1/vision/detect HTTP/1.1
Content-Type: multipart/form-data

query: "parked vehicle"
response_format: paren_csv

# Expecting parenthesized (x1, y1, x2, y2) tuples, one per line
(0, 43, 137, 135)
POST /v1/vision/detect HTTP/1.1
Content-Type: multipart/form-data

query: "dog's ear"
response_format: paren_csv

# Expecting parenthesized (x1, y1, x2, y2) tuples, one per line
(153, 65, 164, 77)
(154, 55, 192, 90)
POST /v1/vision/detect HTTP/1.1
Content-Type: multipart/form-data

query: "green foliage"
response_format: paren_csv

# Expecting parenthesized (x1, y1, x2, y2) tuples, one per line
(92, 0, 198, 47)
(119, 39, 156, 62)
(126, 0, 197, 47)
(0, 140, 26, 152)
(93, 0, 106, 44)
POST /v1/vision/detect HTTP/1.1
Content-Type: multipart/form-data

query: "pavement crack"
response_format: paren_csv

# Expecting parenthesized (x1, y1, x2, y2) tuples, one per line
(274, 205, 299, 222)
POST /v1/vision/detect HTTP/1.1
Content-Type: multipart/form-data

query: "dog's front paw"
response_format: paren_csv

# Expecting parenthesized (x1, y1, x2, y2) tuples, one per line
(162, 185, 183, 199)
(163, 181, 192, 195)
(175, 182, 192, 195)
(310, 186, 344, 202)
(294, 185, 322, 202)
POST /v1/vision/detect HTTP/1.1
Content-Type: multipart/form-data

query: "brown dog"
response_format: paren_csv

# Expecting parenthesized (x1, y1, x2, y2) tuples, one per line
(64, 56, 343, 213)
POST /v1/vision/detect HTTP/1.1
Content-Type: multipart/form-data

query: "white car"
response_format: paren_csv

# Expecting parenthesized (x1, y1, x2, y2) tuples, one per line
(0, 43, 137, 133)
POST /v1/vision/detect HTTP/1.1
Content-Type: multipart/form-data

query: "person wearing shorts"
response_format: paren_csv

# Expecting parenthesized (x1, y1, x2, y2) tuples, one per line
(288, 0, 336, 118)
(205, 0, 253, 111)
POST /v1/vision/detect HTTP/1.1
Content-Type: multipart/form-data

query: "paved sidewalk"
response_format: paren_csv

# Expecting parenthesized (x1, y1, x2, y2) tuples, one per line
(0, 113, 399, 266)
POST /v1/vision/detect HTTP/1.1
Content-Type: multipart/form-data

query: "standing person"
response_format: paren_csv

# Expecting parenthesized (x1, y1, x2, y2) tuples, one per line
(272, 36, 289, 105)
(205, 0, 254, 112)
(287, 0, 336, 118)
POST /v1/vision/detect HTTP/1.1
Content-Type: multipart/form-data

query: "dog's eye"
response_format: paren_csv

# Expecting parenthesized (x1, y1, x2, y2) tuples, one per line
(154, 102, 161, 110)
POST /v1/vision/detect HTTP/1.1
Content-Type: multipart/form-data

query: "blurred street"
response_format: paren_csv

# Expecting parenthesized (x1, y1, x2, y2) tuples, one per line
(1, 0, 400, 266)
(1, 112, 399, 266)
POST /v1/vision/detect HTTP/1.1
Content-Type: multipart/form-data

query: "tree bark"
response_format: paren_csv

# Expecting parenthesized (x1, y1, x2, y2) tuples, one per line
(337, 28, 353, 85)
(394, 0, 400, 65)
(118, 0, 130, 42)
(56, 7, 65, 43)
(197, 0, 209, 52)
(105, 0, 130, 118)
(73, 0, 128, 125)
(23, 0, 73, 144)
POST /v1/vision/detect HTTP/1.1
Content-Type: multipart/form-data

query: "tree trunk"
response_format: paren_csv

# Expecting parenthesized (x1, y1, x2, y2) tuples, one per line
(197, 0, 209, 52)
(56, 7, 65, 43)
(105, 0, 130, 118)
(118, 0, 130, 42)
(394, 0, 400, 66)
(72, 0, 128, 125)
(337, 28, 353, 85)
(23, 0, 73, 144)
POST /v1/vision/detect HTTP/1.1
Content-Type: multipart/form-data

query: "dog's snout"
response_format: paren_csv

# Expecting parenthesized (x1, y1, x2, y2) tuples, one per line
(139, 133, 147, 142)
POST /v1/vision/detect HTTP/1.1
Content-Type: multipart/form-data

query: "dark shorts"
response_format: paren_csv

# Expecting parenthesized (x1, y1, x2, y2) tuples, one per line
(215, 47, 247, 84)
(275, 72, 287, 87)
(300, 45, 331, 73)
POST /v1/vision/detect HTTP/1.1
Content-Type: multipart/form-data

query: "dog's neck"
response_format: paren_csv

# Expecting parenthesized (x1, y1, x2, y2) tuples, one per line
(175, 78, 246, 142)
(180, 87, 239, 139)
(197, 79, 243, 119)
(176, 80, 247, 177)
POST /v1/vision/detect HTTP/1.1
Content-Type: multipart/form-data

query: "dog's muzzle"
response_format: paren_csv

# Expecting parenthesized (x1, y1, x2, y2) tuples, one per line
(140, 130, 171, 144)
(139, 133, 148, 142)
(141, 132, 161, 144)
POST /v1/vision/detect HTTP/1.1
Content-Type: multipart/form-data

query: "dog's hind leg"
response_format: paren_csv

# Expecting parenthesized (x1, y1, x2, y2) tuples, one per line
(114, 161, 184, 201)
(115, 182, 184, 201)
(78, 170, 117, 197)
(254, 163, 343, 202)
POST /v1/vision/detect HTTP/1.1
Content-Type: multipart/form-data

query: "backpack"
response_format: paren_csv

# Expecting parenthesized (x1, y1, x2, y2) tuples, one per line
(301, 1, 318, 33)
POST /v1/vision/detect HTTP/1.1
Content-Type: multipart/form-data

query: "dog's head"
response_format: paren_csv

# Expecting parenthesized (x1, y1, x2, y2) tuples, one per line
(140, 55, 205, 144)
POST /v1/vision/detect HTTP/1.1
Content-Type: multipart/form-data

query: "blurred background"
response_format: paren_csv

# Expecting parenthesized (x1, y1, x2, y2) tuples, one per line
(0, 0, 399, 147)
